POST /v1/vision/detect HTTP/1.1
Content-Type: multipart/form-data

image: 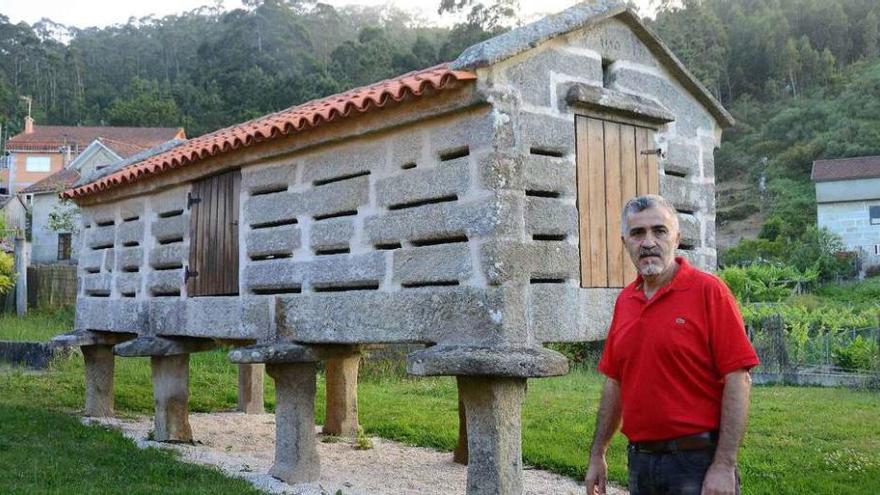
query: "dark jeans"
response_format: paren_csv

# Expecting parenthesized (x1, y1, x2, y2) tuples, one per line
(627, 445, 740, 495)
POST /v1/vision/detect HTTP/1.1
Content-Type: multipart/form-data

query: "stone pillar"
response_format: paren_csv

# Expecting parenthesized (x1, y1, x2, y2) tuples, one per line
(458, 376, 527, 495)
(267, 363, 320, 483)
(238, 363, 265, 414)
(323, 351, 361, 437)
(454, 377, 468, 465)
(82, 344, 115, 417)
(150, 354, 193, 442)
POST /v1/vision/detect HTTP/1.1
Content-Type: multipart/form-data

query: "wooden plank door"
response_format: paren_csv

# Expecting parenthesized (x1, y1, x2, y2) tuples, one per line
(575, 116, 659, 288)
(187, 169, 241, 296)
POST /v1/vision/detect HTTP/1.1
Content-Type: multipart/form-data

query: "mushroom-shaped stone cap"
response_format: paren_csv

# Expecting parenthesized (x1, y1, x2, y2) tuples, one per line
(407, 345, 569, 378)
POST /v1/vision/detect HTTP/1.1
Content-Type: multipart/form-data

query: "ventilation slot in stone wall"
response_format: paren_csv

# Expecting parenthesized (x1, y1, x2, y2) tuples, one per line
(439, 147, 470, 162)
(530, 147, 564, 158)
(402, 281, 459, 288)
(86, 290, 110, 297)
(84, 267, 101, 274)
(665, 170, 688, 178)
(152, 289, 181, 297)
(530, 278, 567, 284)
(158, 209, 184, 218)
(533, 234, 567, 242)
(153, 264, 183, 271)
(676, 208, 695, 215)
(678, 243, 695, 251)
(92, 244, 113, 250)
(122, 215, 140, 222)
(157, 237, 184, 245)
(251, 218, 298, 230)
(315, 247, 350, 256)
(250, 253, 293, 262)
(388, 195, 458, 211)
(121, 292, 136, 298)
(252, 285, 302, 295)
(525, 190, 561, 199)
(122, 241, 140, 247)
(375, 242, 402, 250)
(122, 267, 140, 273)
(250, 185, 287, 196)
(313, 170, 370, 187)
(313, 283, 380, 293)
(314, 211, 357, 221)
(401, 162, 417, 170)
(95, 220, 115, 227)
(410, 235, 468, 247)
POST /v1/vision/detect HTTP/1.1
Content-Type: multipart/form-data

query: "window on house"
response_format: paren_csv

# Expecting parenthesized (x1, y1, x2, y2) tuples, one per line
(25, 156, 51, 172)
(870, 206, 880, 225)
(57, 233, 72, 261)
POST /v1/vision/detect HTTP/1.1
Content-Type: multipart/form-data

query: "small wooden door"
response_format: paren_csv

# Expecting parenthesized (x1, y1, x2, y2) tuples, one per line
(575, 116, 659, 288)
(187, 169, 241, 296)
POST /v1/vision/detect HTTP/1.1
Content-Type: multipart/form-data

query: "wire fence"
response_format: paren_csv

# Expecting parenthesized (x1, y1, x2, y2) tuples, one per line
(748, 314, 880, 387)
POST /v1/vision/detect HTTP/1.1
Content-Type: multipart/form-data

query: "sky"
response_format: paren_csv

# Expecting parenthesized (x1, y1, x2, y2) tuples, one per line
(0, 0, 654, 30)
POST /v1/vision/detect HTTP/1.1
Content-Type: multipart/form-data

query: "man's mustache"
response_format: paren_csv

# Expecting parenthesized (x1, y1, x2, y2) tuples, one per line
(639, 248, 661, 258)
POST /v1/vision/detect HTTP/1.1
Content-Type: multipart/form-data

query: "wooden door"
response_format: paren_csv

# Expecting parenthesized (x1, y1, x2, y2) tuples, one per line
(187, 169, 241, 296)
(575, 116, 659, 288)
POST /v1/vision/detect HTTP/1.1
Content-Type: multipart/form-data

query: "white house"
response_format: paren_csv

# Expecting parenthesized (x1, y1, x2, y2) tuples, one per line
(20, 138, 184, 264)
(812, 155, 880, 270)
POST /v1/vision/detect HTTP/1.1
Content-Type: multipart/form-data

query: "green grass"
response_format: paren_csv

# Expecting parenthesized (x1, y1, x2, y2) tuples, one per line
(0, 404, 264, 494)
(0, 306, 75, 342)
(4, 352, 878, 494)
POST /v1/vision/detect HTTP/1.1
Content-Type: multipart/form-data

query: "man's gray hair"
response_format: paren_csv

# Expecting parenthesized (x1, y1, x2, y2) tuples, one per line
(620, 194, 679, 235)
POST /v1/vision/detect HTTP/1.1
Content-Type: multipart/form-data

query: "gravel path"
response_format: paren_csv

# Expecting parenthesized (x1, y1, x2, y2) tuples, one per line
(86, 412, 627, 495)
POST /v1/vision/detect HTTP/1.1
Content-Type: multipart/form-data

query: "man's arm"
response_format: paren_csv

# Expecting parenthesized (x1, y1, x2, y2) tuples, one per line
(702, 369, 752, 495)
(585, 378, 622, 495)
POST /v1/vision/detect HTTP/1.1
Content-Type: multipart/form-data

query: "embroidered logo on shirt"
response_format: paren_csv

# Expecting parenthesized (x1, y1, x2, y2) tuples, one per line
(675, 317, 686, 325)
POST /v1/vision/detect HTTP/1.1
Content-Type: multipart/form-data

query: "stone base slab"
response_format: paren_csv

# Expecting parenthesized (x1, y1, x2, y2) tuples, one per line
(407, 345, 569, 378)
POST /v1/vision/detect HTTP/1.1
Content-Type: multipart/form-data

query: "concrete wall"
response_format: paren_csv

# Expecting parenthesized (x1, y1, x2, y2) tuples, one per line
(816, 178, 880, 203)
(817, 199, 880, 268)
(72, 15, 722, 348)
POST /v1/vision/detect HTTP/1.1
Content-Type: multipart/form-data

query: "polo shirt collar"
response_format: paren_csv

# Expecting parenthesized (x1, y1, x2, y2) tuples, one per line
(628, 256, 695, 299)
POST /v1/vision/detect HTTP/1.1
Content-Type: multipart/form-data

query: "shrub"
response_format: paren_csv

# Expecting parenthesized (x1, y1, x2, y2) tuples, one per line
(833, 336, 880, 372)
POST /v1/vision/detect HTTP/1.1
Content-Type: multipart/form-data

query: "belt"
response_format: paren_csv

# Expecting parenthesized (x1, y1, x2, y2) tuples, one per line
(629, 431, 718, 454)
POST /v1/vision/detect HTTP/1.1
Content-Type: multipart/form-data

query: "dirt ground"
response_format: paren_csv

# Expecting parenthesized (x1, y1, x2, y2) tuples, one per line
(86, 412, 627, 495)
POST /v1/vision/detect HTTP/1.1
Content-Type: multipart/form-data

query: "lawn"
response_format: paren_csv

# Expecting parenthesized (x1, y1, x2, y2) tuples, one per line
(1, 346, 878, 495)
(0, 306, 75, 342)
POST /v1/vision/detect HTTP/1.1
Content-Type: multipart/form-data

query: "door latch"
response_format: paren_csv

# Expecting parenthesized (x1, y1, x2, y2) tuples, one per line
(184, 266, 199, 281)
(640, 148, 666, 158)
(187, 192, 201, 209)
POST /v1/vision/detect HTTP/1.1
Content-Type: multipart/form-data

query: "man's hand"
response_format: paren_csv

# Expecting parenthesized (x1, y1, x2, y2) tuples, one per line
(584, 455, 608, 495)
(701, 460, 737, 495)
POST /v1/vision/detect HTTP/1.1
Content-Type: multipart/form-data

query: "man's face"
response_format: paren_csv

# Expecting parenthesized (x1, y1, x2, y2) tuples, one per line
(622, 206, 681, 280)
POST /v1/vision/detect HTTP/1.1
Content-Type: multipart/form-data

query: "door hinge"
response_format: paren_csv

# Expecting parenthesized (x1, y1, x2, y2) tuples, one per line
(184, 266, 199, 281)
(640, 148, 666, 158)
(187, 192, 201, 209)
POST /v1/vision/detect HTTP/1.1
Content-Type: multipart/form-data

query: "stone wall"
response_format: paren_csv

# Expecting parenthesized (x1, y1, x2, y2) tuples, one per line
(72, 15, 723, 347)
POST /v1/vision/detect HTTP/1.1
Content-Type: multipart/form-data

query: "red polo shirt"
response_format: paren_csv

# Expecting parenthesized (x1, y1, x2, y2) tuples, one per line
(597, 257, 759, 442)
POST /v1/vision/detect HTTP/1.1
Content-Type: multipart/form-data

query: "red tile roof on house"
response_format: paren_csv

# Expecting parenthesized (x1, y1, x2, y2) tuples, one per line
(7, 126, 184, 154)
(62, 64, 476, 199)
(812, 156, 880, 182)
(19, 169, 81, 195)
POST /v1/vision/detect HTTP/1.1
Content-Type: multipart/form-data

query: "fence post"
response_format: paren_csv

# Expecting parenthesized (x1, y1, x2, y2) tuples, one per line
(762, 314, 788, 376)
(14, 236, 27, 316)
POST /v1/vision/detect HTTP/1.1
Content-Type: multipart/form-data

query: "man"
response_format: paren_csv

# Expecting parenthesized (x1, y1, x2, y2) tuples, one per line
(584, 194, 759, 495)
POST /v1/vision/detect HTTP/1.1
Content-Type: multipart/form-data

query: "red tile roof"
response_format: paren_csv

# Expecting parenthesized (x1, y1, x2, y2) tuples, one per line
(7, 126, 184, 153)
(812, 156, 880, 182)
(63, 64, 476, 199)
(19, 169, 81, 195)
(99, 138, 154, 159)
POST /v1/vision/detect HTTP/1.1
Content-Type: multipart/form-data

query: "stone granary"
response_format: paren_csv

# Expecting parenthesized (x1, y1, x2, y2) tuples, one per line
(56, 2, 732, 493)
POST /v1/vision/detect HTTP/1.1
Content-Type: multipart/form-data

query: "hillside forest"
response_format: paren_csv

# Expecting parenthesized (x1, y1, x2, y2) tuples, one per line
(1, 0, 879, 274)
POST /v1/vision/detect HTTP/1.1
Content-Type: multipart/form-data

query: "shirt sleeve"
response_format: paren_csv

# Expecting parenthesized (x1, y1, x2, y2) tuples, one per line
(597, 301, 622, 381)
(708, 280, 760, 376)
